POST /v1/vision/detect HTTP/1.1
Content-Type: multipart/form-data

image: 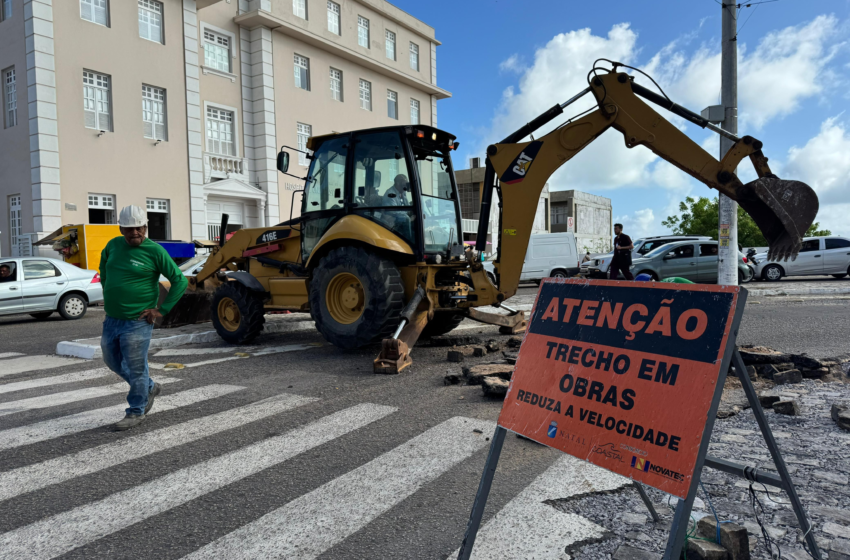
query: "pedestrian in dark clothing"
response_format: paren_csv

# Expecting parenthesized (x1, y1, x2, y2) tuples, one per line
(609, 223, 635, 280)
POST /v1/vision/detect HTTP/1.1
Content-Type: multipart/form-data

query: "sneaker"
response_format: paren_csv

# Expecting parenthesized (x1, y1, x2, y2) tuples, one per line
(144, 382, 162, 414)
(115, 413, 146, 431)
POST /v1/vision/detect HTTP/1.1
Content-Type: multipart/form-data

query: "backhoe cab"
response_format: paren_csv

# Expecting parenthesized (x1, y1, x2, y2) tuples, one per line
(167, 63, 818, 375)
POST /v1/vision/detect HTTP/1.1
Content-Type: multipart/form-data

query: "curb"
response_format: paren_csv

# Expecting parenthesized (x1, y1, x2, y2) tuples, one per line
(56, 318, 318, 359)
(747, 286, 850, 297)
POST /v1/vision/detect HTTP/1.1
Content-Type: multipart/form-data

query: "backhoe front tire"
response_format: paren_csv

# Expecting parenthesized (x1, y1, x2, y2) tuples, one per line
(421, 311, 466, 338)
(211, 282, 266, 344)
(310, 247, 404, 350)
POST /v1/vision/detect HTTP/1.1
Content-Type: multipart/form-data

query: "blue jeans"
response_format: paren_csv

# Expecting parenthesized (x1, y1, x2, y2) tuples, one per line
(101, 316, 155, 416)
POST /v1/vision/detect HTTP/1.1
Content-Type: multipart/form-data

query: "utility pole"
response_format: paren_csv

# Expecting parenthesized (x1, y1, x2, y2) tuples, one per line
(718, 2, 739, 285)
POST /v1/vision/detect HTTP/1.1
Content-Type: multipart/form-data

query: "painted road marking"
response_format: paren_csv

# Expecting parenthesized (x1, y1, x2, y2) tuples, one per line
(0, 356, 87, 378)
(0, 378, 181, 417)
(449, 454, 630, 559)
(0, 385, 245, 451)
(184, 416, 495, 560)
(0, 393, 317, 501)
(0, 352, 26, 359)
(155, 343, 320, 357)
(0, 403, 396, 560)
(0, 368, 112, 396)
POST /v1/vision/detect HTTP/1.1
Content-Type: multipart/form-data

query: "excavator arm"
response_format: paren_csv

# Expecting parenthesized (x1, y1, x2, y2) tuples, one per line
(481, 68, 818, 299)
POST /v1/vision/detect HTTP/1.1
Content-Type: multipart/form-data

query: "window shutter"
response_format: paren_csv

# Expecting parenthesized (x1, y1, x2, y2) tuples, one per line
(84, 108, 97, 128)
(155, 122, 166, 141)
(95, 3, 107, 26)
(98, 111, 110, 131)
(144, 120, 154, 138)
(81, 0, 92, 21)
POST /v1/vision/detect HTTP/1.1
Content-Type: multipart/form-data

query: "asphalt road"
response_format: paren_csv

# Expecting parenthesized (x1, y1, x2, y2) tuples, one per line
(0, 280, 847, 559)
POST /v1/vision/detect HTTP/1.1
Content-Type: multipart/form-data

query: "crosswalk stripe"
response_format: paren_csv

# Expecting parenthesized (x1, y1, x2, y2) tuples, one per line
(0, 355, 86, 378)
(0, 384, 245, 451)
(155, 343, 319, 357)
(0, 368, 112, 396)
(0, 377, 181, 417)
(0, 352, 26, 359)
(184, 416, 496, 560)
(449, 454, 630, 559)
(0, 403, 396, 559)
(0, 393, 318, 501)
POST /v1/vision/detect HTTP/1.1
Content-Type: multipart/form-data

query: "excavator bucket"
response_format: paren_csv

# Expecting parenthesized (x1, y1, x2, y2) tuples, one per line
(736, 176, 819, 262)
(156, 282, 214, 328)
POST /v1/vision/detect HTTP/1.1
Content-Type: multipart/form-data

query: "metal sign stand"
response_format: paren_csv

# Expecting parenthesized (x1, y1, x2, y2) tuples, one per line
(458, 329, 821, 560)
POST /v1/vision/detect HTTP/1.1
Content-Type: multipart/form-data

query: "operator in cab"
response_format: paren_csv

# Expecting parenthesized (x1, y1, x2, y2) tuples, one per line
(383, 174, 411, 206)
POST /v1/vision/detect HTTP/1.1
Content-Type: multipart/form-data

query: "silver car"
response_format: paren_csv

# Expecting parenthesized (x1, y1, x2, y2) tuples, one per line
(581, 235, 712, 278)
(753, 236, 850, 281)
(0, 257, 103, 321)
(629, 240, 753, 283)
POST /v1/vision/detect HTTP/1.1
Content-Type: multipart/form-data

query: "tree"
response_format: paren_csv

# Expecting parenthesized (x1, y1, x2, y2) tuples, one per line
(662, 196, 831, 247)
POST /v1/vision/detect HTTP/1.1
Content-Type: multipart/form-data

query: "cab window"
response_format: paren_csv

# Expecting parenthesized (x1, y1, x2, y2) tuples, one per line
(303, 136, 348, 213)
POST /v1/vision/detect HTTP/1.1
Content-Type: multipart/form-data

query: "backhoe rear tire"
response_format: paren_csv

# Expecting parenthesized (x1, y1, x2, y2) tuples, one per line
(310, 246, 404, 350)
(421, 311, 466, 338)
(211, 282, 266, 344)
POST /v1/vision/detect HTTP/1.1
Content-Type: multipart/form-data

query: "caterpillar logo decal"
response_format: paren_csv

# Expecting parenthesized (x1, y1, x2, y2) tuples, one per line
(500, 141, 543, 184)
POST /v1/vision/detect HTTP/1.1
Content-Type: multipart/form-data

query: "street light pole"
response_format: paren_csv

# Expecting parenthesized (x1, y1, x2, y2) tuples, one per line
(718, 1, 739, 286)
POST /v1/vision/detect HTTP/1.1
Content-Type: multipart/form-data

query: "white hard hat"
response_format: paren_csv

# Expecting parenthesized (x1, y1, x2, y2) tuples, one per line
(118, 205, 147, 227)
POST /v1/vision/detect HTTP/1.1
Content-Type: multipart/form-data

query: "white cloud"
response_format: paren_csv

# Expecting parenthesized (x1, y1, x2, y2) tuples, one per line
(498, 54, 525, 74)
(784, 116, 850, 235)
(614, 208, 658, 239)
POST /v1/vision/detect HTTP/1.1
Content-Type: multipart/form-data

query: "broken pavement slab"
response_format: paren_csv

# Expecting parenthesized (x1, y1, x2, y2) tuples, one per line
(462, 362, 514, 385)
(831, 403, 850, 431)
(685, 538, 729, 560)
(774, 369, 803, 385)
(613, 545, 660, 560)
(773, 399, 800, 415)
(481, 376, 510, 397)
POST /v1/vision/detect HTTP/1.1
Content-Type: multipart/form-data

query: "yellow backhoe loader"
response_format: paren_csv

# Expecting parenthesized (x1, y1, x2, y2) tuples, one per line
(165, 62, 818, 373)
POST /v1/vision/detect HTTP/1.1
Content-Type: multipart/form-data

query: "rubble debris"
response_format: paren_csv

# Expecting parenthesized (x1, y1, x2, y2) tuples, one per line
(686, 538, 729, 560)
(831, 403, 850, 432)
(612, 545, 660, 560)
(485, 339, 501, 353)
(472, 346, 487, 358)
(730, 365, 758, 382)
(506, 335, 523, 348)
(431, 334, 482, 347)
(757, 391, 781, 409)
(830, 538, 850, 560)
(447, 347, 475, 362)
(773, 399, 800, 416)
(444, 371, 461, 385)
(739, 347, 792, 365)
(773, 369, 803, 385)
(481, 376, 510, 397)
(502, 351, 519, 364)
(463, 363, 514, 385)
(697, 517, 750, 560)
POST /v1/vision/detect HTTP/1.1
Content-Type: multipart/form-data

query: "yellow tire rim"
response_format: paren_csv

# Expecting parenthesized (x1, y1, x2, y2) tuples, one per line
(217, 297, 241, 332)
(326, 272, 365, 325)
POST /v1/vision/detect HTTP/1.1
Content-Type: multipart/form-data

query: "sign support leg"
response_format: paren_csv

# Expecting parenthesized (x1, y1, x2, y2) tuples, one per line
(731, 350, 822, 559)
(633, 481, 660, 522)
(457, 426, 507, 560)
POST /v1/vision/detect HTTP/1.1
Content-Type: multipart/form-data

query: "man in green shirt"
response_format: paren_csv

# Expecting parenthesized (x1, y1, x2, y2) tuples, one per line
(100, 205, 188, 430)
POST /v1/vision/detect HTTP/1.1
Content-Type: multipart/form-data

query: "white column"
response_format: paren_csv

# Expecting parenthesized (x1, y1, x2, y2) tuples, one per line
(256, 199, 266, 227)
(240, 26, 279, 225)
(182, 0, 207, 240)
(24, 0, 62, 241)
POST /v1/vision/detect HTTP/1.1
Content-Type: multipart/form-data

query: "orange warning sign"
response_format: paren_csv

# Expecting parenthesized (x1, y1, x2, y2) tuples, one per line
(497, 279, 741, 498)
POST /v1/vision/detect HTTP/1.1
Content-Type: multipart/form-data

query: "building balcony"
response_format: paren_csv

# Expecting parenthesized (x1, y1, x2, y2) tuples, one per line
(203, 153, 249, 184)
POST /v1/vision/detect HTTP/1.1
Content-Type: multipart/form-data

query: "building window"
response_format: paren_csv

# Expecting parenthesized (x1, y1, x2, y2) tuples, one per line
(293, 0, 306, 19)
(357, 16, 369, 48)
(146, 198, 169, 240)
(88, 194, 116, 224)
(327, 1, 340, 35)
(329, 68, 342, 101)
(387, 90, 397, 120)
(385, 30, 395, 60)
(83, 71, 111, 131)
(204, 30, 231, 73)
(409, 42, 419, 71)
(457, 183, 479, 220)
(138, 0, 163, 44)
(142, 85, 166, 141)
(359, 79, 371, 111)
(410, 98, 419, 125)
(551, 205, 569, 225)
(9, 195, 21, 255)
(80, 0, 108, 27)
(296, 122, 311, 166)
(294, 54, 310, 91)
(3, 67, 15, 128)
(206, 107, 235, 156)
(2, 0, 11, 22)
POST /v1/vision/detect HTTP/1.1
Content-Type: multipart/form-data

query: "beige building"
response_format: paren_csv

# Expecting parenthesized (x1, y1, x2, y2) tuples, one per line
(550, 190, 612, 253)
(0, 0, 449, 256)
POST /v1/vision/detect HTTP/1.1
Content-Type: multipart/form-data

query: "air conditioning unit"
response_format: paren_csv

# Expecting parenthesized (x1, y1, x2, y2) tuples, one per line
(469, 157, 481, 169)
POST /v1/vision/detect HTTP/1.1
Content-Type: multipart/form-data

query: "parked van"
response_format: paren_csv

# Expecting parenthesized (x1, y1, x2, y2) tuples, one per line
(484, 233, 579, 283)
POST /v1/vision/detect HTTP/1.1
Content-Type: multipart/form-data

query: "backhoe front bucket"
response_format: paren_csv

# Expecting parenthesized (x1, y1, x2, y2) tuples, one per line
(156, 283, 214, 328)
(737, 176, 819, 262)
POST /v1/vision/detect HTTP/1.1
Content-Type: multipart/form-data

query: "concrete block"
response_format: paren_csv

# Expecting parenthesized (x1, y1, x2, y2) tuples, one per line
(685, 539, 729, 560)
(472, 346, 487, 357)
(698, 517, 750, 560)
(481, 376, 509, 398)
(773, 400, 800, 416)
(774, 369, 803, 385)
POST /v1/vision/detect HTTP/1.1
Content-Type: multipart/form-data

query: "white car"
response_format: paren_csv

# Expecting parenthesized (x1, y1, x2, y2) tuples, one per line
(753, 236, 850, 281)
(159, 254, 209, 285)
(0, 257, 103, 320)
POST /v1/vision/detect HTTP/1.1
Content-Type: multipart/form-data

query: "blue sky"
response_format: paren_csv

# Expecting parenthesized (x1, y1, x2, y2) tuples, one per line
(392, 0, 850, 237)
